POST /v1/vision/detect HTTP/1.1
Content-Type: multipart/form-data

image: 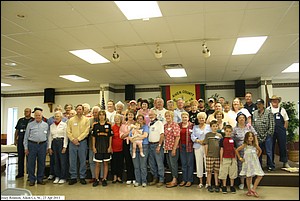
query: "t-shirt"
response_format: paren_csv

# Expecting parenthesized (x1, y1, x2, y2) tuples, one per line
(219, 137, 237, 158)
(111, 124, 123, 152)
(203, 132, 223, 157)
(92, 122, 113, 153)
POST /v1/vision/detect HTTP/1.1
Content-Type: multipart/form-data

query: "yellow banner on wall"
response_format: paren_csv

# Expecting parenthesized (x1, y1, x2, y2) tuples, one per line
(170, 85, 196, 102)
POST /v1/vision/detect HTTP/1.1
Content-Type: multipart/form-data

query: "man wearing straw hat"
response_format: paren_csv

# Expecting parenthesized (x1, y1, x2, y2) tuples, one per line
(268, 95, 290, 168)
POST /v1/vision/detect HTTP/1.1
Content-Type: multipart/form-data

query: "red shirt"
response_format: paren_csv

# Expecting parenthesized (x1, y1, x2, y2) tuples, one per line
(180, 128, 187, 145)
(112, 124, 123, 152)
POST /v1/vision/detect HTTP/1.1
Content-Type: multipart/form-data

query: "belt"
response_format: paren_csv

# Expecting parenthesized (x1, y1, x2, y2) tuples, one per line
(28, 140, 46, 144)
(149, 141, 159, 144)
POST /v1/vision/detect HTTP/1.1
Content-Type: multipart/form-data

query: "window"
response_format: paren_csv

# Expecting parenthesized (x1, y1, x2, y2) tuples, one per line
(7, 107, 18, 145)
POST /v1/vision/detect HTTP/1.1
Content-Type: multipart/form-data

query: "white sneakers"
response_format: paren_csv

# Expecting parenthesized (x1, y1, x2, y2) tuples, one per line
(58, 179, 66, 184)
(239, 184, 244, 190)
(53, 177, 60, 184)
(126, 180, 136, 185)
(142, 183, 147, 187)
(53, 177, 66, 184)
(283, 163, 291, 168)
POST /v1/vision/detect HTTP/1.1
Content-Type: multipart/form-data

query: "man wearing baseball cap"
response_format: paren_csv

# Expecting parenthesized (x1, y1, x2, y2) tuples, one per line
(252, 98, 275, 171)
(268, 95, 290, 168)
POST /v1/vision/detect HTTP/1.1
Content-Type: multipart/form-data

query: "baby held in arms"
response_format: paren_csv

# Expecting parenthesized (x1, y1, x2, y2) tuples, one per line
(131, 123, 145, 158)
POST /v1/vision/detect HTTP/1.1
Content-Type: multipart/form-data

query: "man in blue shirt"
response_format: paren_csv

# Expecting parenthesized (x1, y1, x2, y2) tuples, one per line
(24, 108, 49, 186)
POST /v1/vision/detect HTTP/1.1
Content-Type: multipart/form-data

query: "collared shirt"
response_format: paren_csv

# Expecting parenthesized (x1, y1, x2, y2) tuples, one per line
(24, 120, 49, 149)
(67, 115, 90, 142)
(164, 122, 180, 150)
(191, 124, 211, 149)
(252, 108, 275, 143)
(244, 102, 258, 116)
(49, 121, 68, 148)
(148, 120, 164, 143)
(231, 124, 257, 147)
(15, 117, 34, 134)
(173, 108, 185, 123)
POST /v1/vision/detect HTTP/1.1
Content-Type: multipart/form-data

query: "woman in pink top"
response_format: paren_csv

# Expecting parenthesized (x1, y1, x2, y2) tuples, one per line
(164, 110, 180, 188)
(120, 110, 136, 185)
(137, 99, 150, 125)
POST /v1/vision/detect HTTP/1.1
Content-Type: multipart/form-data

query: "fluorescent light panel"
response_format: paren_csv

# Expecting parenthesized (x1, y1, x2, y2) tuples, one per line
(59, 75, 89, 82)
(69, 49, 110, 64)
(165, 68, 187, 78)
(232, 36, 268, 55)
(1, 83, 11, 87)
(282, 63, 299, 73)
(114, 1, 162, 20)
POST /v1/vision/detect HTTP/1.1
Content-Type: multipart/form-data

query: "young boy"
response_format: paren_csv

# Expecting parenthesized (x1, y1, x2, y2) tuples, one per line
(218, 125, 237, 194)
(204, 120, 223, 193)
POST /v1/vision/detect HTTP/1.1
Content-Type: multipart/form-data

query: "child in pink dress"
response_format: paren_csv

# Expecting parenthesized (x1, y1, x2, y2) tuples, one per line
(131, 123, 145, 158)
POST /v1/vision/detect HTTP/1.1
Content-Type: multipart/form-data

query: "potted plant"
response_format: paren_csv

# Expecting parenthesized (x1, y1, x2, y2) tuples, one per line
(280, 101, 299, 162)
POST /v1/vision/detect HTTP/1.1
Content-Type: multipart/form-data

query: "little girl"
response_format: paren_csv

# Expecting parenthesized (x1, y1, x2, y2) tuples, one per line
(131, 123, 145, 158)
(235, 131, 264, 197)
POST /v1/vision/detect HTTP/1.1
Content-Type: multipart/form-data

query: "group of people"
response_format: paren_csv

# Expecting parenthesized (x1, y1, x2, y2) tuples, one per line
(13, 93, 291, 197)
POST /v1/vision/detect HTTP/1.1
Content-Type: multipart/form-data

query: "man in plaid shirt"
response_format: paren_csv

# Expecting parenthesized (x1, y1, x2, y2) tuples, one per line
(252, 98, 275, 171)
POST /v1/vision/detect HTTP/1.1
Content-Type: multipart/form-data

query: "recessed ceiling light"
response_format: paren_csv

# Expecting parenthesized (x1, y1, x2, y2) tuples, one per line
(69, 49, 110, 64)
(232, 36, 268, 55)
(4, 62, 17, 66)
(114, 1, 162, 20)
(59, 75, 89, 82)
(1, 83, 12, 87)
(282, 63, 299, 73)
(165, 68, 187, 78)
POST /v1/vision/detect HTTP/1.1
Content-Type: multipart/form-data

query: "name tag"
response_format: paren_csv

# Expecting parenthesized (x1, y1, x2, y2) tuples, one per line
(167, 128, 171, 131)
(252, 150, 256, 153)
(20, 129, 24, 132)
(215, 136, 220, 139)
(74, 123, 78, 126)
(104, 125, 109, 128)
(276, 116, 281, 120)
(44, 130, 47, 134)
(189, 129, 193, 132)
(229, 139, 234, 143)
(151, 127, 155, 132)
(254, 119, 257, 122)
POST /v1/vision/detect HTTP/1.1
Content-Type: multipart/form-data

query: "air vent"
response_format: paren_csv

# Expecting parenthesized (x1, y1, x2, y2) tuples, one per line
(163, 64, 183, 68)
(6, 74, 25, 79)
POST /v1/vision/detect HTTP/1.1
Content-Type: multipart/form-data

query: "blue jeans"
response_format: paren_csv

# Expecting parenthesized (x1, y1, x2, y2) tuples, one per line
(52, 138, 67, 179)
(180, 144, 194, 182)
(27, 141, 47, 182)
(148, 143, 165, 182)
(259, 135, 275, 169)
(166, 149, 179, 178)
(131, 144, 149, 184)
(69, 139, 87, 179)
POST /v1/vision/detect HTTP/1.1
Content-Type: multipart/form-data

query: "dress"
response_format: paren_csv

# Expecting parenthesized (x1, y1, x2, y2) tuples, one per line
(240, 145, 265, 177)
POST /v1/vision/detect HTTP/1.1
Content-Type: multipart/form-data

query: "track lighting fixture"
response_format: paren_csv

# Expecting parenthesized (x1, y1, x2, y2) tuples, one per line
(202, 42, 211, 58)
(154, 44, 163, 59)
(112, 47, 120, 62)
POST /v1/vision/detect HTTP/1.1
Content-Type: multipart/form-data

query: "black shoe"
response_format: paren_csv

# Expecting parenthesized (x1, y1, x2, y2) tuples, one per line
(68, 179, 77, 185)
(102, 179, 107, 186)
(215, 186, 220, 193)
(29, 181, 35, 186)
(37, 180, 46, 185)
(16, 175, 24, 179)
(117, 180, 123, 184)
(230, 186, 236, 194)
(268, 167, 275, 171)
(208, 186, 214, 192)
(80, 179, 87, 185)
(221, 186, 227, 194)
(93, 180, 99, 187)
(112, 180, 117, 184)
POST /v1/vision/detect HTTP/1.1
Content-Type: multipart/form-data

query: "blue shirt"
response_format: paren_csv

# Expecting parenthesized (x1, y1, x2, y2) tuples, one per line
(191, 124, 211, 149)
(23, 120, 49, 149)
(129, 124, 149, 145)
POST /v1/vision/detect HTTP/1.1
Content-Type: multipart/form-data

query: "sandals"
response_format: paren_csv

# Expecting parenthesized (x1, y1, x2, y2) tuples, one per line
(166, 182, 177, 188)
(185, 182, 192, 187)
(179, 181, 186, 187)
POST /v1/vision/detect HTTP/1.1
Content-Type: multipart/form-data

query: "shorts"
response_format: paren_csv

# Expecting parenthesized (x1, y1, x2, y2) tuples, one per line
(93, 153, 111, 162)
(206, 156, 220, 173)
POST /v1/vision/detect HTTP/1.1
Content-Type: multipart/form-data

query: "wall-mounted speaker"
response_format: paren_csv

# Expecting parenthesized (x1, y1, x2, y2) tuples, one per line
(44, 88, 55, 103)
(125, 84, 135, 101)
(234, 80, 245, 97)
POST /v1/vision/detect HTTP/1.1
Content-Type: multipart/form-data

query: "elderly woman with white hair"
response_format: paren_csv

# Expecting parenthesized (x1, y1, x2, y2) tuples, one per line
(48, 111, 68, 184)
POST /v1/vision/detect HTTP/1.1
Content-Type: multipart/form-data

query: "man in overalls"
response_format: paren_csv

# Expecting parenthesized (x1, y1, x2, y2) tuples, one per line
(14, 108, 34, 178)
(268, 95, 290, 168)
